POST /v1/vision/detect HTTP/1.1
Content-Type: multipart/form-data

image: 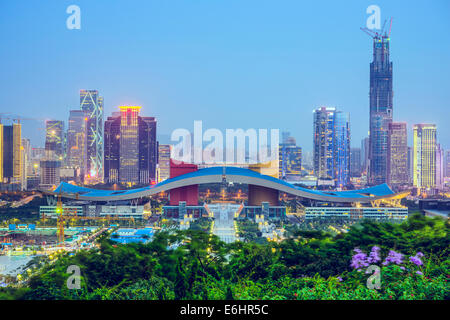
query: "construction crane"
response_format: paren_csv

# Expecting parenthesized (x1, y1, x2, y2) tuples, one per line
(360, 17, 393, 39)
(53, 192, 136, 246)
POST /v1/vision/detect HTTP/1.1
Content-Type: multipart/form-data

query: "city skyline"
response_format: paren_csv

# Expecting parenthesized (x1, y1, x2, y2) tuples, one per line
(0, 0, 449, 151)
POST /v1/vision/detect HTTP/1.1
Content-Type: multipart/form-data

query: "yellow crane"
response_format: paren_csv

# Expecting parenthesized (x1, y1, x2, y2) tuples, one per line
(53, 193, 135, 246)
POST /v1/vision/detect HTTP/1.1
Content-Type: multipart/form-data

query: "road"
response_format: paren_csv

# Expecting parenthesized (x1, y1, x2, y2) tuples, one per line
(209, 203, 239, 244)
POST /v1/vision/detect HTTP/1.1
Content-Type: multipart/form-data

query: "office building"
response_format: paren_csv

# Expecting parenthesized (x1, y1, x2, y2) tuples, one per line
(67, 110, 88, 181)
(104, 106, 157, 184)
(313, 107, 350, 187)
(387, 122, 408, 187)
(279, 132, 302, 181)
(0, 123, 22, 184)
(413, 124, 436, 190)
(80, 89, 104, 183)
(158, 144, 171, 182)
(350, 148, 362, 177)
(45, 120, 64, 160)
(367, 33, 393, 185)
(436, 144, 444, 190)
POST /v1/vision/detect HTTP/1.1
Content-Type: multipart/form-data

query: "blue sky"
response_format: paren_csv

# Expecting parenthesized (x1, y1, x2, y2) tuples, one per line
(0, 0, 449, 151)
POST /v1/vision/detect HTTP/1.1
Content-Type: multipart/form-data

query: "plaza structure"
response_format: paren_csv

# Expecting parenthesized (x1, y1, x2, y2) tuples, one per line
(46, 161, 409, 221)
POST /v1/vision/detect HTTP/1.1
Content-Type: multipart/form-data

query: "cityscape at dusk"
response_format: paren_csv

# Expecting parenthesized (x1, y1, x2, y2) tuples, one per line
(0, 0, 448, 310)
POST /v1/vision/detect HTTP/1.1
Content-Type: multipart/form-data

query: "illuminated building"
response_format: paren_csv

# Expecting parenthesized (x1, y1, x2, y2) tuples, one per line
(158, 144, 171, 182)
(45, 120, 64, 160)
(104, 106, 157, 184)
(387, 122, 408, 187)
(367, 32, 393, 186)
(80, 89, 104, 183)
(1, 123, 22, 185)
(279, 132, 302, 181)
(413, 124, 436, 190)
(67, 110, 87, 181)
(313, 107, 350, 187)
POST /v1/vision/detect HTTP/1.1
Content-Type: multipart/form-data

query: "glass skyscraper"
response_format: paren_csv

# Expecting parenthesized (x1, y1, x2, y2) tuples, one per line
(67, 110, 87, 181)
(368, 34, 393, 185)
(80, 89, 104, 183)
(413, 124, 436, 190)
(313, 107, 350, 187)
(387, 122, 408, 187)
(104, 106, 157, 185)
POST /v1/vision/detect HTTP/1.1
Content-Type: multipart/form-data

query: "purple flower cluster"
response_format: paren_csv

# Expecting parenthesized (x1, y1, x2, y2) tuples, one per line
(382, 250, 404, 266)
(367, 246, 381, 264)
(409, 252, 424, 266)
(350, 248, 369, 270)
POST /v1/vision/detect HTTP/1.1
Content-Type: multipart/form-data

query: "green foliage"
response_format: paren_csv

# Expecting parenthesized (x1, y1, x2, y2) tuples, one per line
(2, 213, 448, 300)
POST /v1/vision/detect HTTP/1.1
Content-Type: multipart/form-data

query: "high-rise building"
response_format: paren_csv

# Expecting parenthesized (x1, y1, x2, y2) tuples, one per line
(313, 107, 350, 187)
(387, 122, 408, 187)
(158, 144, 171, 182)
(367, 33, 393, 185)
(104, 106, 157, 185)
(279, 132, 302, 181)
(407, 146, 413, 184)
(45, 120, 64, 160)
(0, 123, 22, 184)
(67, 110, 88, 181)
(361, 137, 370, 176)
(80, 89, 104, 183)
(436, 144, 444, 190)
(21, 138, 30, 190)
(313, 107, 336, 181)
(445, 150, 450, 178)
(413, 124, 436, 190)
(334, 111, 350, 187)
(350, 148, 362, 177)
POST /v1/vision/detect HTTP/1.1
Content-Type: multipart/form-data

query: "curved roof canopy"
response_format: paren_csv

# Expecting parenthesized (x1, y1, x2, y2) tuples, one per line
(51, 166, 401, 203)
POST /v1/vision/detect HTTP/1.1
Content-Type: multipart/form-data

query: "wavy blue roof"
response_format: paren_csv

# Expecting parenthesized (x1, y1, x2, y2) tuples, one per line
(52, 166, 398, 203)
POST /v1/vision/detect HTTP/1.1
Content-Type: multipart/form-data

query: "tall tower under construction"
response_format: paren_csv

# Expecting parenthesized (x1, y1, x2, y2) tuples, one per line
(363, 21, 393, 185)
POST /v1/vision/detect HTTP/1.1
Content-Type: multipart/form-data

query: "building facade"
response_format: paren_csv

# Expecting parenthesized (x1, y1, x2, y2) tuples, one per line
(80, 89, 104, 183)
(45, 120, 65, 160)
(279, 132, 302, 181)
(387, 122, 408, 187)
(368, 34, 393, 185)
(158, 144, 171, 182)
(350, 147, 362, 177)
(0, 123, 22, 185)
(313, 107, 350, 187)
(413, 124, 436, 190)
(67, 110, 88, 181)
(104, 106, 157, 185)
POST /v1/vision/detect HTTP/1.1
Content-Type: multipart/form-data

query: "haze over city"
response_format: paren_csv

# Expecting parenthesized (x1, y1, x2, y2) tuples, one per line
(1, 0, 449, 150)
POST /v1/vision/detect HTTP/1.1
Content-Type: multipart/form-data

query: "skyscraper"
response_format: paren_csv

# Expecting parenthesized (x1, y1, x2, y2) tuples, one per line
(313, 107, 336, 181)
(334, 111, 350, 187)
(158, 144, 171, 182)
(67, 110, 87, 181)
(413, 124, 436, 190)
(350, 148, 362, 177)
(313, 107, 350, 187)
(445, 150, 450, 178)
(1, 123, 22, 184)
(436, 144, 444, 190)
(45, 120, 64, 160)
(279, 133, 302, 181)
(361, 137, 370, 176)
(367, 32, 393, 185)
(387, 122, 408, 187)
(80, 89, 104, 183)
(104, 106, 157, 185)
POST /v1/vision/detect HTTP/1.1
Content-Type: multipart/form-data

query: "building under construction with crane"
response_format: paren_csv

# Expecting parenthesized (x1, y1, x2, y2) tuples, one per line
(361, 18, 394, 186)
